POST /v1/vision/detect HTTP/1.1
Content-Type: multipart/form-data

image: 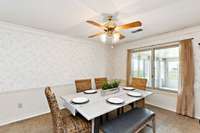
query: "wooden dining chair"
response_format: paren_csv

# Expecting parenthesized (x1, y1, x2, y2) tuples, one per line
(75, 79, 92, 93)
(132, 78, 147, 108)
(95, 77, 107, 89)
(45, 87, 91, 133)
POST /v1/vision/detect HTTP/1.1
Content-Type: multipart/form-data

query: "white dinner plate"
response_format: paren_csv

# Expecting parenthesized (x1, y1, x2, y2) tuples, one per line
(123, 87, 135, 90)
(71, 97, 89, 104)
(127, 91, 142, 97)
(84, 90, 97, 94)
(106, 97, 125, 104)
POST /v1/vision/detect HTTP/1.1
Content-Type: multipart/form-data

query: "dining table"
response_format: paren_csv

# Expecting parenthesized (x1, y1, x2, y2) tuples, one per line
(61, 87, 152, 133)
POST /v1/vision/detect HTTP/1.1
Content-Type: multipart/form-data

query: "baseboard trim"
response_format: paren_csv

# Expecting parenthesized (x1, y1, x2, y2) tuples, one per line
(146, 102, 200, 120)
(0, 110, 50, 127)
(146, 101, 176, 112)
(0, 106, 65, 127)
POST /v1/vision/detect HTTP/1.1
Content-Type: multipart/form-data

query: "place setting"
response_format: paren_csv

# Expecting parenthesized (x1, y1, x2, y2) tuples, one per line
(106, 97, 125, 105)
(127, 91, 142, 97)
(122, 86, 135, 91)
(71, 97, 89, 104)
(83, 89, 97, 94)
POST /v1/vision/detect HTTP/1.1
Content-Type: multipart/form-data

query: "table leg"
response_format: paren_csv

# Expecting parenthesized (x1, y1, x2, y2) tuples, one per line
(92, 117, 100, 133)
(117, 108, 121, 116)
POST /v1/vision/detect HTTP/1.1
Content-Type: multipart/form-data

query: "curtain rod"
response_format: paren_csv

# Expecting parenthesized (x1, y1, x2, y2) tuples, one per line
(129, 38, 194, 51)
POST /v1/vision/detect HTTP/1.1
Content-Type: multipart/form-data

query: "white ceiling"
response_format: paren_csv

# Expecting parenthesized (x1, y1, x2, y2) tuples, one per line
(0, 0, 200, 44)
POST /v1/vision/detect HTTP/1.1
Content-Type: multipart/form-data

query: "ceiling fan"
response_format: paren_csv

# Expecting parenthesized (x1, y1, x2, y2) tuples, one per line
(131, 28, 143, 33)
(86, 16, 142, 41)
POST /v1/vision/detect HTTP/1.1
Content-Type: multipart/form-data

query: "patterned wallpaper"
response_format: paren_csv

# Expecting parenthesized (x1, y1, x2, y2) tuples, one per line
(193, 36, 200, 92)
(0, 22, 109, 93)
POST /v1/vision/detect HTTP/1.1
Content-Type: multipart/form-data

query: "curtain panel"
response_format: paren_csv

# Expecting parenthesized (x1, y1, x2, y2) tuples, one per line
(126, 49, 132, 86)
(176, 39, 195, 118)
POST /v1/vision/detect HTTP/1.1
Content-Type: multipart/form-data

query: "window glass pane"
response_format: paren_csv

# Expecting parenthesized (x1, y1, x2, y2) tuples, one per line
(131, 50, 152, 87)
(154, 46, 179, 91)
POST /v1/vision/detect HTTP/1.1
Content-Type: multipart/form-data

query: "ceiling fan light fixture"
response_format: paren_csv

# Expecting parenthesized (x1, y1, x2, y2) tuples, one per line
(86, 16, 142, 45)
(100, 34, 107, 43)
(112, 33, 120, 43)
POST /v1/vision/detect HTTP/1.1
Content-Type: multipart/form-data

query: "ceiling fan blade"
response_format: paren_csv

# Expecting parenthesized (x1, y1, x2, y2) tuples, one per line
(119, 33, 125, 40)
(115, 21, 142, 30)
(88, 32, 104, 38)
(131, 28, 143, 33)
(86, 20, 105, 29)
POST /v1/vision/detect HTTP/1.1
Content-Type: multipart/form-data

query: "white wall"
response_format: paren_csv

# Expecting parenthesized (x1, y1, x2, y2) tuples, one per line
(0, 21, 110, 125)
(110, 25, 200, 119)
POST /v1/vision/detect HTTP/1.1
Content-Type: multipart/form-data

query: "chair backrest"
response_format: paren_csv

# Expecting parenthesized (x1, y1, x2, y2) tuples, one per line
(95, 77, 107, 89)
(132, 78, 147, 107)
(132, 78, 147, 90)
(75, 79, 92, 92)
(45, 87, 64, 133)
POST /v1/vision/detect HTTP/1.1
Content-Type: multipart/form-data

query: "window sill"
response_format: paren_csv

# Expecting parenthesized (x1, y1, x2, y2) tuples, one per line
(147, 87, 178, 94)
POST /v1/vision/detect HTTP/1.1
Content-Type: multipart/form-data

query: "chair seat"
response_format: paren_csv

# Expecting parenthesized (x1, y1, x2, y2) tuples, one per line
(101, 108, 155, 133)
(62, 114, 91, 133)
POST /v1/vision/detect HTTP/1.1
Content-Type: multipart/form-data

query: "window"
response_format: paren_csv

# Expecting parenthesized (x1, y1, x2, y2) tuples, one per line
(131, 45, 179, 92)
(154, 47, 179, 91)
(131, 50, 152, 87)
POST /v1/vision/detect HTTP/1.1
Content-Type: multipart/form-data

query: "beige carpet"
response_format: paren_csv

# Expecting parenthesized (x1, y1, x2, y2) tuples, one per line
(0, 105, 200, 133)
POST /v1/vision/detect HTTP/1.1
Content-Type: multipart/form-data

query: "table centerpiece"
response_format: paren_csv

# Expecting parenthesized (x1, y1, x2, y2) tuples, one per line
(101, 80, 120, 96)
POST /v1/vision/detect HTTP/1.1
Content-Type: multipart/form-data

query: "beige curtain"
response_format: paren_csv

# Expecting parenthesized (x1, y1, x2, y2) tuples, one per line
(126, 49, 132, 86)
(176, 39, 195, 117)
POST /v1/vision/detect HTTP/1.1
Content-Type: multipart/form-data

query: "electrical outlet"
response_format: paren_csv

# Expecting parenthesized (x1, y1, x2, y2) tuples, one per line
(17, 103, 23, 109)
